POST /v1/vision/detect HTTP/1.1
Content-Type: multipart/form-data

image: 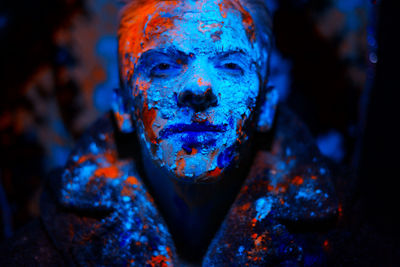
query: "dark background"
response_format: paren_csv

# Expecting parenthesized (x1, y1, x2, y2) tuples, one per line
(1, 0, 398, 264)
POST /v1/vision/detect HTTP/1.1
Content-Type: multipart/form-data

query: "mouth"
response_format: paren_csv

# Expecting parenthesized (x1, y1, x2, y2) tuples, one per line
(158, 122, 227, 139)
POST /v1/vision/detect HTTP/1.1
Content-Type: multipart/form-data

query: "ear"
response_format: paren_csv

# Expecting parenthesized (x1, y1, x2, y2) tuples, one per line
(112, 87, 135, 133)
(257, 86, 279, 132)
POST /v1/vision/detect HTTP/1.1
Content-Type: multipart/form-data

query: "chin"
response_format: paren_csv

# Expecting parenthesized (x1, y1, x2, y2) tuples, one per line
(161, 145, 235, 183)
(168, 155, 238, 184)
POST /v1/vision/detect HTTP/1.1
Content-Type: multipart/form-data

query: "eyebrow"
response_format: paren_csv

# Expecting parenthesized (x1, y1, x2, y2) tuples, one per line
(212, 49, 248, 59)
(139, 47, 187, 60)
(138, 46, 250, 64)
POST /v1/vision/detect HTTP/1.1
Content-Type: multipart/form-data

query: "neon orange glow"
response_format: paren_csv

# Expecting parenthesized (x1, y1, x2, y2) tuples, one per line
(94, 166, 120, 179)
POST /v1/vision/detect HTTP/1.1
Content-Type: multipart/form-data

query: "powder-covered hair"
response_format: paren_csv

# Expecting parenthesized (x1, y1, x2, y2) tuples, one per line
(119, 0, 272, 47)
(118, 0, 273, 86)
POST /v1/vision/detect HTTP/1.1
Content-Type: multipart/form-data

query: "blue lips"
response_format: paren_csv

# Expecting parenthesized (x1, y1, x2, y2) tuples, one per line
(158, 122, 227, 139)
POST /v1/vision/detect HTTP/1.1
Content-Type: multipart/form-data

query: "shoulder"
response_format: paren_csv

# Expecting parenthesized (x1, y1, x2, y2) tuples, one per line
(40, 114, 177, 266)
(204, 106, 339, 265)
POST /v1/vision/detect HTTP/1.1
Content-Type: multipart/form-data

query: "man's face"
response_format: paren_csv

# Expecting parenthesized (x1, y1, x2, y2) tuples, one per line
(119, 0, 265, 182)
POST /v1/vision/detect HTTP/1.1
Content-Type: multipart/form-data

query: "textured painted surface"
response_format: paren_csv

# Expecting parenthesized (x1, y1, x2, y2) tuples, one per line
(203, 108, 338, 266)
(117, 0, 270, 182)
(44, 108, 337, 265)
(54, 115, 176, 266)
(0, 0, 372, 241)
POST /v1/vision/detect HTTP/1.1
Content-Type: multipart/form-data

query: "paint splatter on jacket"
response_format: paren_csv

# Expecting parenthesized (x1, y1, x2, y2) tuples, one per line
(0, 107, 338, 266)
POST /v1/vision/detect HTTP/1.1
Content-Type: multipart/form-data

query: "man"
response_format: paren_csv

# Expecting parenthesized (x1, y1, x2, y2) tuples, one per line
(1, 0, 338, 266)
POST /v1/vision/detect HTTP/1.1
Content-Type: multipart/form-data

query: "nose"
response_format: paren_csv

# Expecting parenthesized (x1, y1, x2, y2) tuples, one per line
(178, 77, 218, 112)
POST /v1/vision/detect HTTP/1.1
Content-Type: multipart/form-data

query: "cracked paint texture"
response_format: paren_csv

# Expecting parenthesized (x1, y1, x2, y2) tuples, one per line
(118, 0, 269, 182)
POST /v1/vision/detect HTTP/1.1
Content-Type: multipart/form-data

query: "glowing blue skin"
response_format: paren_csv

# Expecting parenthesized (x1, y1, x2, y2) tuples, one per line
(131, 0, 266, 181)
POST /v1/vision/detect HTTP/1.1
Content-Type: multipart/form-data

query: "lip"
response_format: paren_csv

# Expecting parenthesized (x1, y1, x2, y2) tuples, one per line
(158, 122, 227, 139)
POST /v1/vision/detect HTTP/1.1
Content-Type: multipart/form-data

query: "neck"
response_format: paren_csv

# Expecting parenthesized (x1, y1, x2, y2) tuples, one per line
(138, 145, 253, 262)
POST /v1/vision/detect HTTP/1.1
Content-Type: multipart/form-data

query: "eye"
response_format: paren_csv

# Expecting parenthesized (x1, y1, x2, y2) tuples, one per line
(224, 63, 240, 70)
(219, 62, 244, 76)
(156, 63, 170, 70)
(150, 62, 181, 78)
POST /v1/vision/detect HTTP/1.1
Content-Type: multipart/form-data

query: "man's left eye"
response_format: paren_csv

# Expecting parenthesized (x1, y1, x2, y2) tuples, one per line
(219, 63, 244, 75)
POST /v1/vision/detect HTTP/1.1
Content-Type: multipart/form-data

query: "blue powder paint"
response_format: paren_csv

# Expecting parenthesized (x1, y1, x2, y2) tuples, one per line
(89, 142, 99, 154)
(217, 146, 234, 169)
(134, 217, 142, 226)
(268, 49, 292, 102)
(180, 133, 217, 150)
(119, 0, 266, 181)
(158, 123, 227, 139)
(316, 130, 345, 162)
(255, 196, 273, 221)
(78, 164, 97, 179)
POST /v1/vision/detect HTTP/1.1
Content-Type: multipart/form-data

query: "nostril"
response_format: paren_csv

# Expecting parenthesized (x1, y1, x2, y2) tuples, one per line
(178, 91, 192, 107)
(206, 89, 218, 107)
(183, 92, 192, 103)
(193, 94, 205, 105)
(178, 88, 218, 111)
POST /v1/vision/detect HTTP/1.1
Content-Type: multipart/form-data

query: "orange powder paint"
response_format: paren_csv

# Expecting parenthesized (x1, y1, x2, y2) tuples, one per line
(338, 203, 343, 217)
(190, 147, 198, 155)
(197, 77, 210, 87)
(126, 176, 140, 186)
(120, 185, 134, 197)
(114, 111, 130, 130)
(238, 202, 251, 212)
(292, 175, 304, 186)
(236, 115, 247, 143)
(175, 149, 187, 176)
(207, 166, 222, 177)
(323, 240, 330, 251)
(254, 235, 263, 246)
(119, 1, 182, 84)
(94, 166, 120, 179)
(104, 151, 117, 164)
(141, 102, 158, 144)
(77, 155, 92, 164)
(120, 176, 140, 196)
(147, 255, 171, 267)
(198, 21, 224, 34)
(218, 0, 256, 43)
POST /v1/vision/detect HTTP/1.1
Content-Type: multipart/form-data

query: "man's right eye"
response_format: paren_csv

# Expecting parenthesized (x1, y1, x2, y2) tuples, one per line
(150, 62, 180, 78)
(156, 63, 170, 70)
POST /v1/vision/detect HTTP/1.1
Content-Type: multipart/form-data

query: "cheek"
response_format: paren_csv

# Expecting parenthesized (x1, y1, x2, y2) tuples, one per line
(135, 80, 162, 144)
(220, 78, 258, 116)
(141, 105, 158, 144)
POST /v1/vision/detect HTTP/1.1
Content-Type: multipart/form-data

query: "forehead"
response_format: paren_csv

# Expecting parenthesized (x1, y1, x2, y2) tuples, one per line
(119, 0, 256, 55)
